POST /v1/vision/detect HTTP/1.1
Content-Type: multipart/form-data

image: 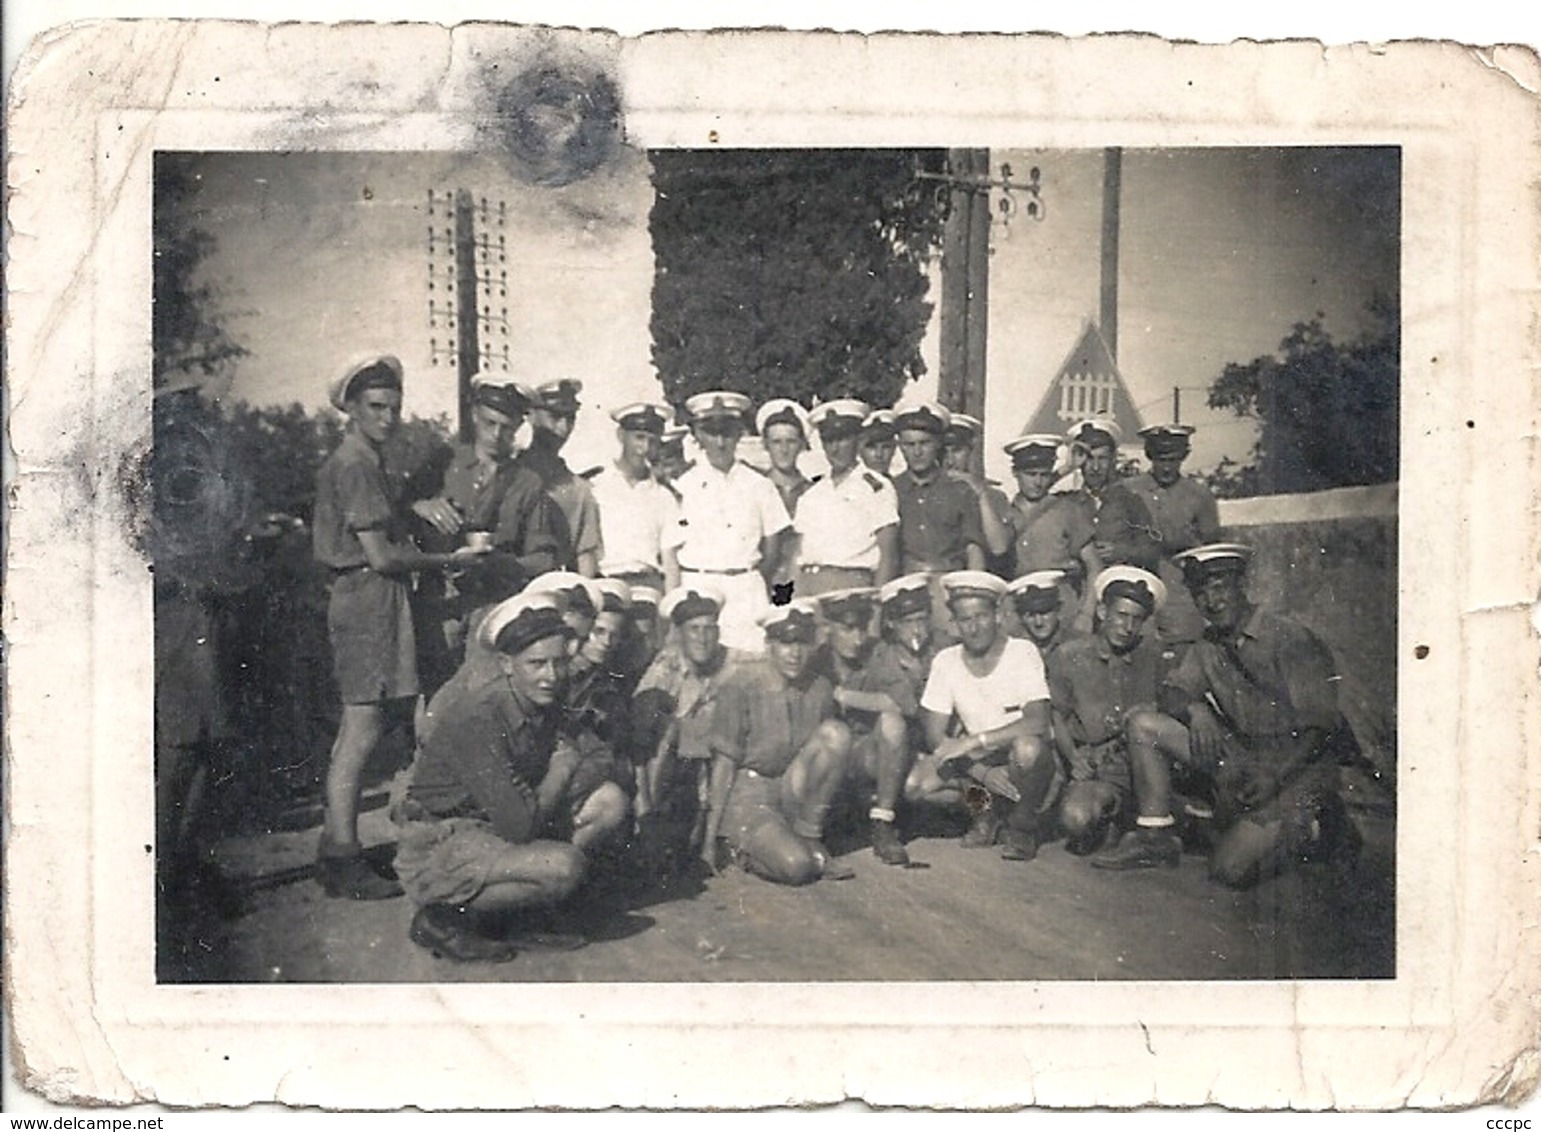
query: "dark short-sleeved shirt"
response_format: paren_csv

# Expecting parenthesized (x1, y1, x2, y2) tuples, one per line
(633, 643, 736, 761)
(408, 675, 562, 844)
(708, 659, 836, 778)
(516, 433, 603, 566)
(1124, 473, 1221, 560)
(1007, 492, 1097, 579)
(1048, 634, 1163, 751)
(412, 442, 571, 605)
(1083, 482, 1161, 573)
(1017, 622, 1085, 666)
(810, 639, 921, 730)
(1162, 607, 1340, 740)
(893, 470, 986, 572)
(313, 428, 400, 569)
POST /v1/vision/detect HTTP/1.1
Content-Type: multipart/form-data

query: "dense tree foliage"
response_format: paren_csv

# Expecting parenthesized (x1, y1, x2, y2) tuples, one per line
(649, 149, 948, 412)
(1207, 299, 1399, 496)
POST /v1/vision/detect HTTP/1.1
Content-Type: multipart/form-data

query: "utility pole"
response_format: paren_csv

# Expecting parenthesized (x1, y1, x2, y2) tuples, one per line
(453, 189, 480, 442)
(428, 189, 510, 441)
(1099, 146, 1122, 362)
(1173, 385, 1181, 424)
(938, 148, 991, 471)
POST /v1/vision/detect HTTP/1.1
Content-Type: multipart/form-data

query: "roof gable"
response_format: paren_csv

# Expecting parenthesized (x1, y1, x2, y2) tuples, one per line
(1022, 321, 1146, 440)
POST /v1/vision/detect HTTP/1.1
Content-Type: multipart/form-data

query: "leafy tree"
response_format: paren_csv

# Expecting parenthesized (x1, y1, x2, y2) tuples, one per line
(153, 153, 250, 385)
(1207, 298, 1398, 495)
(649, 149, 948, 412)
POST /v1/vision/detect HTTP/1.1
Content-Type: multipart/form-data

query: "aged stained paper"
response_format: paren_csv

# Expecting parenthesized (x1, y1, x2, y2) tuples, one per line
(5, 22, 1540, 1109)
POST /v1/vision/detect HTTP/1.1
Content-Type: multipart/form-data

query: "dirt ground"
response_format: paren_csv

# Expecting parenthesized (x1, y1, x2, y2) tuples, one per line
(161, 770, 1395, 985)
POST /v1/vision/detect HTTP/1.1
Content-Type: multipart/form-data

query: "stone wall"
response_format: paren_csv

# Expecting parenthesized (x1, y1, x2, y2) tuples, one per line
(1218, 483, 1398, 779)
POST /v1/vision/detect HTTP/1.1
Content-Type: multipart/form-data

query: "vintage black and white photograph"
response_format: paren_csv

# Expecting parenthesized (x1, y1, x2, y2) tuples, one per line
(149, 140, 1399, 984)
(9, 20, 1537, 1112)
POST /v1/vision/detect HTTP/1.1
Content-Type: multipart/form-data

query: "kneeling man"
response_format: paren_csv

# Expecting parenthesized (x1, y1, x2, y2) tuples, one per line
(703, 601, 856, 884)
(1051, 566, 1167, 856)
(910, 572, 1056, 861)
(1093, 543, 1361, 886)
(396, 592, 630, 962)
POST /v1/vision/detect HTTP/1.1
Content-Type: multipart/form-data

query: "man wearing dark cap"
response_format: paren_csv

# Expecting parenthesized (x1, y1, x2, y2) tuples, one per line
(703, 601, 856, 884)
(1001, 434, 1101, 630)
(405, 375, 570, 695)
(912, 572, 1056, 861)
(396, 592, 630, 962)
(859, 409, 898, 479)
(313, 356, 492, 900)
(810, 588, 921, 866)
(1093, 544, 1361, 885)
(794, 399, 900, 597)
(516, 378, 604, 577)
(891, 402, 987, 575)
(1125, 424, 1221, 651)
(878, 573, 943, 711)
(1050, 567, 1168, 856)
(1005, 569, 1084, 663)
(591, 402, 684, 594)
(1066, 418, 1161, 575)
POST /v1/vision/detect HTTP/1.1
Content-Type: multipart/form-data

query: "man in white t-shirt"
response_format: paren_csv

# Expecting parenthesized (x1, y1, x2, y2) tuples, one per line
(910, 571, 1057, 861)
(590, 402, 685, 594)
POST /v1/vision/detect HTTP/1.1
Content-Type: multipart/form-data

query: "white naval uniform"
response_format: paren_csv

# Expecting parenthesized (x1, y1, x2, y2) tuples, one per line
(793, 465, 899, 580)
(673, 459, 792, 653)
(590, 463, 684, 579)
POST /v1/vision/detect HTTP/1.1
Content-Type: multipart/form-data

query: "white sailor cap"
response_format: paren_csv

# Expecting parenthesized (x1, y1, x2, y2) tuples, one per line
(1006, 570, 1068, 612)
(1067, 418, 1124, 449)
(1093, 565, 1167, 614)
(476, 591, 571, 653)
(1004, 433, 1065, 470)
(525, 571, 604, 618)
(532, 379, 583, 414)
(758, 599, 821, 643)
(878, 572, 932, 617)
(1173, 542, 1254, 583)
(860, 408, 897, 439)
(809, 399, 872, 438)
(893, 401, 952, 436)
(1138, 423, 1196, 457)
(755, 398, 811, 439)
(628, 585, 663, 613)
(816, 586, 880, 625)
(469, 374, 536, 419)
(610, 402, 672, 434)
(592, 577, 632, 614)
(659, 582, 725, 625)
(944, 413, 983, 443)
(685, 390, 753, 424)
(328, 355, 403, 411)
(940, 570, 1008, 603)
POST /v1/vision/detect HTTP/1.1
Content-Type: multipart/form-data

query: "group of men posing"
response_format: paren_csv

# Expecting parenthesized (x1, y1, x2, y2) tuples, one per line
(311, 355, 1363, 963)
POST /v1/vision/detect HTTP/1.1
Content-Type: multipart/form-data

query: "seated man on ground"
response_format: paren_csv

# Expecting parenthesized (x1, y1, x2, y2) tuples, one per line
(810, 587, 922, 867)
(702, 601, 856, 885)
(1092, 543, 1362, 886)
(1050, 566, 1168, 857)
(396, 592, 630, 962)
(909, 572, 1057, 862)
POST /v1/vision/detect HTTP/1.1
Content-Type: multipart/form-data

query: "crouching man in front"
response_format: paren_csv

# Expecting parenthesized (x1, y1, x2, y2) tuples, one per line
(1092, 543, 1361, 886)
(702, 600, 857, 884)
(395, 592, 630, 962)
(909, 572, 1057, 862)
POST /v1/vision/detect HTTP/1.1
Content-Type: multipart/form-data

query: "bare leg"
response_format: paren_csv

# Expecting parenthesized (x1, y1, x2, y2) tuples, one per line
(464, 841, 589, 913)
(324, 703, 383, 847)
(1124, 708, 1192, 820)
(1059, 779, 1122, 853)
(869, 712, 912, 817)
(571, 782, 629, 854)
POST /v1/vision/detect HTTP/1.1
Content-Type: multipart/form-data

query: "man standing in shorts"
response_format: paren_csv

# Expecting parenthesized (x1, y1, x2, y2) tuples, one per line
(396, 592, 630, 962)
(910, 571, 1056, 862)
(702, 601, 856, 884)
(312, 356, 489, 900)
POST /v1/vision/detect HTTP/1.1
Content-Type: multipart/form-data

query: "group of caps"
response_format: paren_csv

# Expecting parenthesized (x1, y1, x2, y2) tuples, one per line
(478, 544, 1257, 657)
(330, 356, 1197, 471)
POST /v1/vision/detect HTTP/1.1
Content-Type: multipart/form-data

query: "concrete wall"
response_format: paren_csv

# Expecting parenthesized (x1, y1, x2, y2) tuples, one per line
(1218, 484, 1398, 776)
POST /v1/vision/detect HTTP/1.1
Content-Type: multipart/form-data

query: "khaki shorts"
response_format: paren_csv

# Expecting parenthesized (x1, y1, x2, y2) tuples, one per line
(328, 569, 418, 704)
